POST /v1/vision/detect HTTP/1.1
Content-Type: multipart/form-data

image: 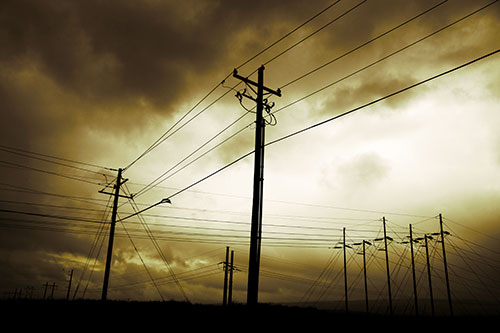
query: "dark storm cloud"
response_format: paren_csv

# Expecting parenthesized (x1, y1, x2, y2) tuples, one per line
(0, 0, 324, 108)
(1, 0, 499, 303)
(0, 0, 334, 151)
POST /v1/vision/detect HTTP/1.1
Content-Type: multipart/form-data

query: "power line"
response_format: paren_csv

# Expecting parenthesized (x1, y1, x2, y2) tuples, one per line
(132, 110, 252, 199)
(122, 0, 348, 172)
(0, 160, 103, 186)
(123, 79, 229, 172)
(130, 1, 498, 213)
(235, 0, 342, 70)
(123, 186, 191, 303)
(279, 0, 449, 89)
(119, 217, 166, 301)
(262, 0, 368, 67)
(0, 208, 108, 224)
(273, 0, 499, 115)
(0, 144, 115, 173)
(126, 49, 499, 220)
(266, 48, 500, 147)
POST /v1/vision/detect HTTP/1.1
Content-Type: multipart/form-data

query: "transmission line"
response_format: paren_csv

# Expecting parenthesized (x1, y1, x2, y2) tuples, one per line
(262, 0, 368, 67)
(0, 144, 114, 172)
(235, 0, 341, 70)
(279, 0, 449, 89)
(123, 185, 191, 303)
(123, 48, 499, 220)
(132, 110, 252, 199)
(266, 49, 500, 147)
(122, 0, 350, 172)
(273, 0, 499, 116)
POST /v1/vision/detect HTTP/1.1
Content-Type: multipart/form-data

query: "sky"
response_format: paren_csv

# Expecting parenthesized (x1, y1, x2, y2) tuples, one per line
(1, 0, 499, 314)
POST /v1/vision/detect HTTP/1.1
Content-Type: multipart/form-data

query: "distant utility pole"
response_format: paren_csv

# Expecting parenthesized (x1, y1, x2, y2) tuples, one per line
(382, 217, 393, 316)
(222, 247, 236, 306)
(43, 282, 49, 300)
(228, 250, 234, 305)
(362, 240, 371, 313)
(99, 168, 131, 301)
(439, 213, 453, 316)
(424, 234, 435, 316)
(66, 269, 73, 301)
(343, 227, 348, 313)
(50, 282, 57, 300)
(223, 246, 230, 306)
(233, 66, 281, 306)
(409, 224, 419, 317)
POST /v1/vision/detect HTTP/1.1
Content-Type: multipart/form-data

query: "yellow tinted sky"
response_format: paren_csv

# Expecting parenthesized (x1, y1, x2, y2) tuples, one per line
(0, 0, 499, 313)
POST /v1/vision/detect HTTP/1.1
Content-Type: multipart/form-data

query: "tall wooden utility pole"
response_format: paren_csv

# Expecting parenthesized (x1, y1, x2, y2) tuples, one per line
(228, 250, 234, 305)
(409, 224, 419, 317)
(233, 66, 281, 305)
(100, 168, 130, 301)
(343, 227, 348, 313)
(362, 240, 371, 313)
(424, 234, 435, 316)
(223, 246, 230, 306)
(439, 214, 453, 316)
(66, 269, 73, 301)
(382, 217, 393, 315)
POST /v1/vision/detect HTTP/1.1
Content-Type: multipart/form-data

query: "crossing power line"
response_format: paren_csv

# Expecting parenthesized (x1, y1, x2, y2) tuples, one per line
(124, 48, 499, 221)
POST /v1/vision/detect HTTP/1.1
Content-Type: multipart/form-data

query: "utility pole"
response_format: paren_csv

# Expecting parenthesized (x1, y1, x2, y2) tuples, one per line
(66, 269, 73, 301)
(233, 66, 281, 306)
(228, 250, 234, 305)
(50, 282, 57, 299)
(382, 217, 393, 316)
(409, 224, 419, 317)
(362, 240, 371, 313)
(100, 168, 130, 301)
(227, 250, 234, 305)
(424, 234, 435, 316)
(223, 246, 230, 306)
(439, 213, 453, 316)
(43, 282, 49, 300)
(343, 227, 348, 313)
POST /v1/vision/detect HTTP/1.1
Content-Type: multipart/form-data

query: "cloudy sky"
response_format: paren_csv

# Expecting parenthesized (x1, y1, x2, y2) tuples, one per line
(1, 0, 499, 313)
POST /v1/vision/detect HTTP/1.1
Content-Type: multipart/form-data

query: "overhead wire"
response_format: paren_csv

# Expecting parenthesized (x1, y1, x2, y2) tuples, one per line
(262, 0, 368, 68)
(132, 110, 252, 199)
(266, 48, 500, 146)
(234, 0, 342, 71)
(278, 0, 449, 89)
(122, 0, 345, 173)
(122, 184, 191, 303)
(0, 160, 103, 186)
(272, 0, 499, 116)
(119, 214, 166, 301)
(0, 144, 115, 172)
(123, 48, 500, 222)
(76, 195, 113, 300)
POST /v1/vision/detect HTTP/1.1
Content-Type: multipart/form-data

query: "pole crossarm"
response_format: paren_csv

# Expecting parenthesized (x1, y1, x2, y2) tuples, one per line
(233, 68, 282, 97)
(98, 189, 133, 199)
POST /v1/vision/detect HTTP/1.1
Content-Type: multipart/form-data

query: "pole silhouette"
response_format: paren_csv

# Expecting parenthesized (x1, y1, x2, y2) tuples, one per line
(343, 227, 348, 313)
(409, 224, 419, 316)
(66, 269, 73, 301)
(424, 234, 435, 316)
(228, 250, 234, 305)
(362, 240, 371, 313)
(439, 214, 453, 316)
(101, 168, 130, 301)
(382, 217, 393, 315)
(223, 246, 229, 306)
(233, 66, 281, 305)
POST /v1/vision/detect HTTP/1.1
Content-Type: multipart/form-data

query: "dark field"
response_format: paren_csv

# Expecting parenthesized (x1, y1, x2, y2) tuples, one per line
(0, 299, 496, 329)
